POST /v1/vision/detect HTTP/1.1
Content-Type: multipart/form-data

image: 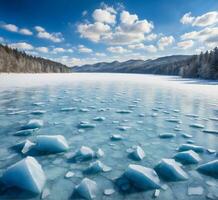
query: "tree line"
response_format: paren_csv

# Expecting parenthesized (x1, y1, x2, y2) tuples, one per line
(0, 44, 70, 73)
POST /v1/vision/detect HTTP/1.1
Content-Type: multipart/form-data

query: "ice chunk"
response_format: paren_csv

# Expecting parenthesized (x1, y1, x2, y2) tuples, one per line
(207, 149, 216, 154)
(203, 129, 218, 134)
(178, 144, 204, 153)
(154, 159, 188, 181)
(60, 107, 76, 112)
(75, 178, 98, 200)
(22, 119, 43, 130)
(159, 133, 176, 139)
(116, 110, 132, 114)
(188, 186, 204, 195)
(96, 148, 104, 158)
(174, 150, 201, 164)
(197, 160, 218, 178)
(153, 189, 160, 198)
(21, 140, 36, 154)
(41, 188, 50, 199)
(104, 188, 115, 196)
(14, 128, 38, 136)
(31, 110, 46, 115)
(35, 135, 69, 153)
(189, 123, 205, 128)
(79, 108, 90, 112)
(1, 156, 46, 194)
(65, 171, 74, 178)
(117, 126, 131, 131)
(165, 118, 181, 123)
(110, 134, 123, 141)
(181, 133, 193, 138)
(124, 164, 161, 190)
(70, 146, 95, 162)
(83, 160, 111, 174)
(128, 146, 145, 161)
(77, 121, 96, 129)
(93, 117, 105, 121)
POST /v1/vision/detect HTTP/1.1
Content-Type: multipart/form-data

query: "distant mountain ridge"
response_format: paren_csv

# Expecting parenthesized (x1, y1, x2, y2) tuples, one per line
(0, 44, 70, 73)
(73, 48, 218, 80)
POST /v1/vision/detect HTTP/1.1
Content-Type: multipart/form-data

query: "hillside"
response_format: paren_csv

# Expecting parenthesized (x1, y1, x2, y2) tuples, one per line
(73, 47, 218, 80)
(0, 44, 70, 73)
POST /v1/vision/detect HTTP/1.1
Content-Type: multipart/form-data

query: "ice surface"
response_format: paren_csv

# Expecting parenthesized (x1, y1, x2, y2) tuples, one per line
(187, 186, 204, 195)
(35, 135, 69, 153)
(128, 146, 145, 161)
(83, 160, 111, 174)
(197, 160, 218, 178)
(74, 178, 98, 200)
(154, 159, 189, 181)
(159, 133, 176, 138)
(22, 119, 43, 130)
(178, 144, 204, 153)
(1, 156, 46, 193)
(0, 74, 218, 200)
(123, 164, 161, 190)
(174, 150, 201, 164)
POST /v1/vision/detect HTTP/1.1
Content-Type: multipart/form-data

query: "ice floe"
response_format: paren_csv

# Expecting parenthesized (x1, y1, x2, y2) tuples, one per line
(83, 160, 111, 174)
(181, 133, 193, 138)
(74, 178, 98, 200)
(31, 110, 46, 115)
(1, 156, 46, 194)
(178, 144, 204, 153)
(60, 107, 76, 111)
(197, 160, 218, 178)
(65, 171, 74, 178)
(104, 188, 115, 196)
(128, 146, 145, 161)
(174, 150, 201, 164)
(154, 158, 189, 181)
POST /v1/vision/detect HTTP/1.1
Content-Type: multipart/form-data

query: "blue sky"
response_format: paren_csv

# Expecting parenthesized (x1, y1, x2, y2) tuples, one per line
(0, 0, 218, 66)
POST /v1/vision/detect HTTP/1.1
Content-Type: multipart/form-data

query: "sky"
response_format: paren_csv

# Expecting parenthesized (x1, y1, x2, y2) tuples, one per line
(0, 0, 218, 67)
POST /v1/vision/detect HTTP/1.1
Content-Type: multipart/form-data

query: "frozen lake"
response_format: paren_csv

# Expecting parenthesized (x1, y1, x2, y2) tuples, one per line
(0, 73, 217, 200)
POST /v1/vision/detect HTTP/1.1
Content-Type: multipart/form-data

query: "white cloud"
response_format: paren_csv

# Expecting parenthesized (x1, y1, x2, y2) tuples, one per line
(95, 52, 106, 56)
(78, 22, 111, 42)
(120, 11, 138, 25)
(181, 11, 218, 27)
(144, 33, 157, 41)
(181, 26, 218, 48)
(107, 46, 130, 53)
(36, 47, 49, 53)
(177, 40, 194, 49)
(9, 42, 33, 50)
(35, 26, 64, 43)
(128, 43, 157, 53)
(93, 8, 116, 24)
(158, 36, 175, 50)
(19, 28, 33, 35)
(78, 45, 93, 53)
(77, 9, 154, 45)
(1, 24, 18, 32)
(180, 12, 194, 24)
